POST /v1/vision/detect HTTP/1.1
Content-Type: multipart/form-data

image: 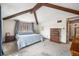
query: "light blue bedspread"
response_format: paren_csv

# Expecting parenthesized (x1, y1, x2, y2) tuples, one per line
(16, 34, 42, 49)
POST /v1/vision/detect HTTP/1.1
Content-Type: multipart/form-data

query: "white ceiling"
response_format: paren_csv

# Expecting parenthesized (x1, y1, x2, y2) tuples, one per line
(53, 3, 79, 11)
(1, 3, 36, 17)
(1, 3, 79, 18)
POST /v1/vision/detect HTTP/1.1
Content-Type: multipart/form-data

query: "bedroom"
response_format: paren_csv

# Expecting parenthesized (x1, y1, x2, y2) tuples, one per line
(0, 3, 79, 56)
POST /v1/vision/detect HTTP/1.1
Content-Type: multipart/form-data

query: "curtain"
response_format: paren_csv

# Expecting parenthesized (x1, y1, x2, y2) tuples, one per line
(18, 22, 28, 33)
(0, 5, 4, 56)
(15, 20, 34, 34)
(14, 20, 19, 35)
(27, 23, 34, 32)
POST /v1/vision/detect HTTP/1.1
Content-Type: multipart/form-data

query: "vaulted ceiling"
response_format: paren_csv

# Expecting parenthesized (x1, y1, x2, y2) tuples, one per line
(1, 3, 79, 20)
(32, 3, 79, 15)
(1, 3, 79, 17)
(1, 3, 36, 18)
(52, 3, 79, 11)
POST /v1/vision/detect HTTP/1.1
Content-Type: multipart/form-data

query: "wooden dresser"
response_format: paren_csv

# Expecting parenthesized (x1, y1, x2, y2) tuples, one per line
(50, 28, 61, 43)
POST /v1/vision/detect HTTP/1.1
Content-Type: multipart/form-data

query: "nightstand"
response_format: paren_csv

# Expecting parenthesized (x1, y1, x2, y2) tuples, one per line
(5, 33, 16, 43)
(5, 36, 15, 42)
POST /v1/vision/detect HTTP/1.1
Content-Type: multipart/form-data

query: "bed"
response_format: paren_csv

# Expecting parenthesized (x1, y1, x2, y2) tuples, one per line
(16, 34, 42, 49)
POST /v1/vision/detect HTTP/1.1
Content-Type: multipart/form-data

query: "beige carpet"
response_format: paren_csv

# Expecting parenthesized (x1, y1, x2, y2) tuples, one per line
(3, 41, 18, 55)
(3, 39, 71, 56)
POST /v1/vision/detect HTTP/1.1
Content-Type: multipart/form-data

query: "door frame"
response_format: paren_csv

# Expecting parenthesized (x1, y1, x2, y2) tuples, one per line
(66, 16, 79, 43)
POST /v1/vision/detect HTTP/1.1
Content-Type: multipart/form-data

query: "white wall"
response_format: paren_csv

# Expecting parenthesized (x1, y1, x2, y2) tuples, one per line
(3, 20, 15, 36)
(3, 20, 16, 41)
(36, 6, 78, 43)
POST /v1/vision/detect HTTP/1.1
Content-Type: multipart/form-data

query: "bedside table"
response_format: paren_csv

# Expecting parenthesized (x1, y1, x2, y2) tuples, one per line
(5, 36, 16, 43)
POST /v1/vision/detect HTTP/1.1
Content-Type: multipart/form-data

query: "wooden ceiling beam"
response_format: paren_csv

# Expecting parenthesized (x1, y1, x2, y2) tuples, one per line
(3, 3, 42, 20)
(42, 3, 79, 15)
(33, 11, 39, 25)
(31, 3, 43, 13)
(3, 3, 79, 20)
(31, 3, 79, 15)
(3, 9, 32, 20)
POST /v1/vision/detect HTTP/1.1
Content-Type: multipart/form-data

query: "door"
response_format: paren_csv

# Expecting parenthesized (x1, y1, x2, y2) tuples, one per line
(50, 28, 61, 43)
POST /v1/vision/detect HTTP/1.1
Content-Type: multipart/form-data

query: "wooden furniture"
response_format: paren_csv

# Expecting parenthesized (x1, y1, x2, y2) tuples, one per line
(70, 38, 79, 56)
(5, 33, 15, 43)
(50, 28, 61, 43)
